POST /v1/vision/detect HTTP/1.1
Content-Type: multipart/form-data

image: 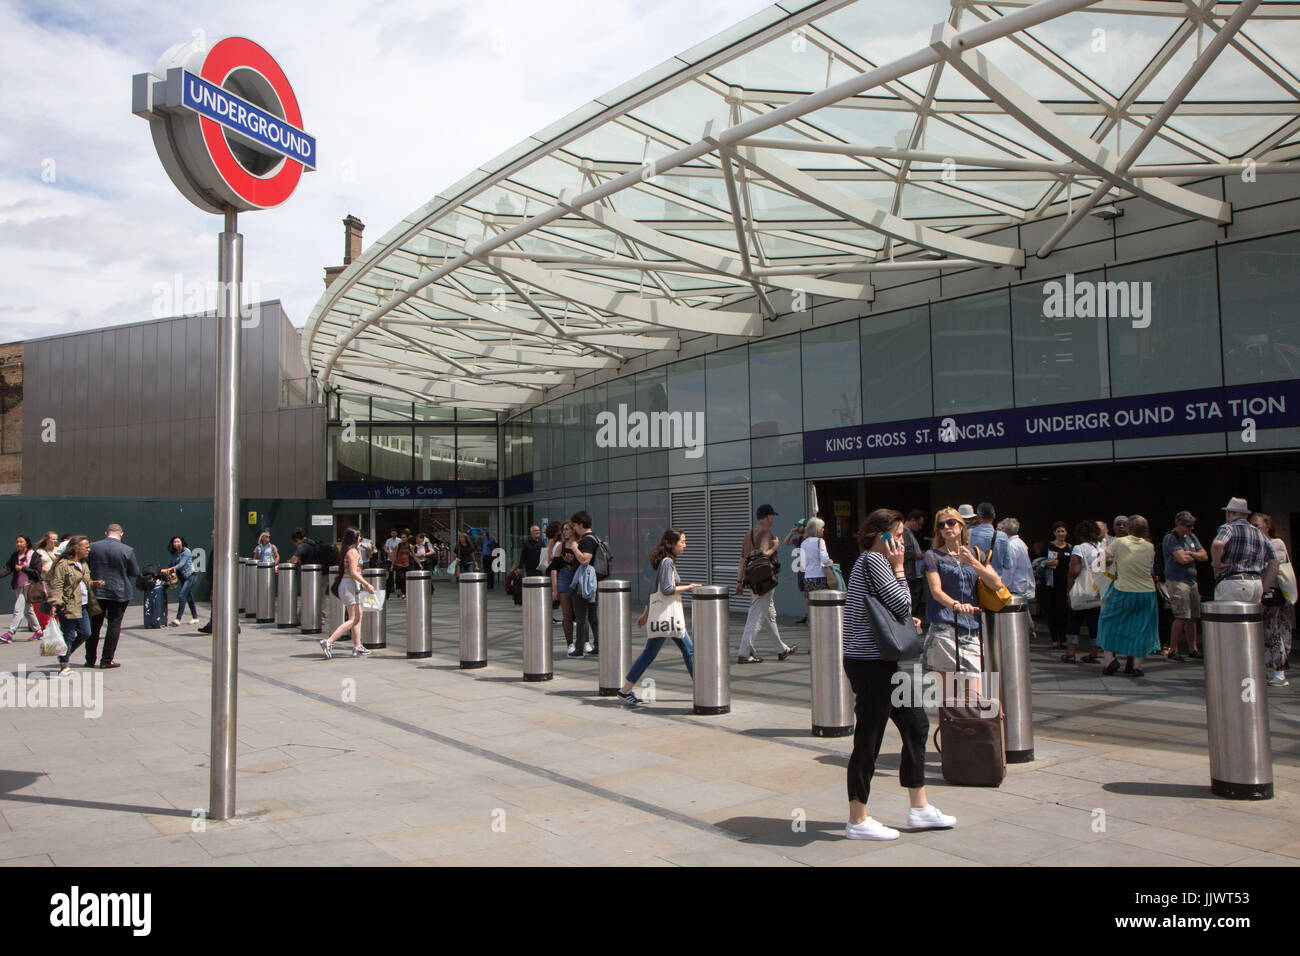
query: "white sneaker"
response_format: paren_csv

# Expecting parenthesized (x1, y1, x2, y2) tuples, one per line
(906, 804, 957, 829)
(1268, 673, 1290, 687)
(845, 817, 899, 841)
(584, 641, 593, 654)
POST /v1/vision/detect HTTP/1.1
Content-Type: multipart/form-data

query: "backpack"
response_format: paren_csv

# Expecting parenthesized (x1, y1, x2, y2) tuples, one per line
(583, 533, 613, 581)
(741, 529, 779, 595)
(308, 538, 340, 571)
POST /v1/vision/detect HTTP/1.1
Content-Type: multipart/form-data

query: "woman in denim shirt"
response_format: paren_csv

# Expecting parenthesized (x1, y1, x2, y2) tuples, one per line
(163, 536, 199, 627)
(922, 507, 1004, 700)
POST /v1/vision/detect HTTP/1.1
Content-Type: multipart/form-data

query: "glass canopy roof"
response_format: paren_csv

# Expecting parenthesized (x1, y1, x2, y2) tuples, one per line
(305, 0, 1300, 413)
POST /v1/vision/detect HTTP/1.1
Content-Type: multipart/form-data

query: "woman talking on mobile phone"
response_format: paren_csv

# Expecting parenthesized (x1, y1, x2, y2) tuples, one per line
(922, 507, 1005, 700)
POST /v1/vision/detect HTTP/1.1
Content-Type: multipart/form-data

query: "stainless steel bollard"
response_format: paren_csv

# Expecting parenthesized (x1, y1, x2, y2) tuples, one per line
(405, 570, 432, 658)
(522, 575, 551, 681)
(990, 595, 1033, 763)
(299, 564, 322, 633)
(598, 579, 630, 696)
(459, 571, 488, 669)
(237, 557, 249, 613)
(809, 589, 853, 737)
(1203, 601, 1273, 799)
(691, 585, 730, 715)
(275, 563, 299, 629)
(255, 560, 275, 624)
(360, 568, 387, 649)
(243, 558, 257, 619)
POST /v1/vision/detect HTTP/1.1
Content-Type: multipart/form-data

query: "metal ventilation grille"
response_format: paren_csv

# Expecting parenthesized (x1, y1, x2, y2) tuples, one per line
(669, 489, 708, 606)
(707, 484, 752, 615)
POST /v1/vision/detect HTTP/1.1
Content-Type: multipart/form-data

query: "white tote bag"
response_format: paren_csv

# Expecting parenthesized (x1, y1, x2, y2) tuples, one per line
(647, 590, 687, 639)
(1068, 543, 1102, 610)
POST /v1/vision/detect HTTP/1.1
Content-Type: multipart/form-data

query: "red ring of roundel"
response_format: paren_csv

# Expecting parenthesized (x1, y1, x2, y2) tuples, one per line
(198, 37, 304, 209)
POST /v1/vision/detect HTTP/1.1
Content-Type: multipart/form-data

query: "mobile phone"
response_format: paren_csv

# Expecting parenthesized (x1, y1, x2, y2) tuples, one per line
(881, 531, 893, 545)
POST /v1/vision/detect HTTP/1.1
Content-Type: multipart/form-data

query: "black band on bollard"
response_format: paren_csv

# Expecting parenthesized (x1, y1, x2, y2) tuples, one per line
(692, 592, 729, 601)
(812, 724, 853, 738)
(599, 686, 620, 696)
(523, 580, 548, 588)
(1202, 611, 1263, 623)
(1006, 748, 1034, 764)
(523, 672, 553, 682)
(407, 650, 432, 659)
(994, 603, 1028, 614)
(694, 704, 730, 715)
(459, 659, 487, 669)
(1211, 778, 1273, 800)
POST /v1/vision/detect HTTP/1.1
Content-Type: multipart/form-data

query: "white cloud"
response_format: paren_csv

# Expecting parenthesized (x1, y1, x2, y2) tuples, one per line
(0, 0, 773, 343)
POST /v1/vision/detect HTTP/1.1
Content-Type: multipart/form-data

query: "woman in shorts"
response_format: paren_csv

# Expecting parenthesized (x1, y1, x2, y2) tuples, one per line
(922, 506, 1005, 700)
(320, 527, 375, 659)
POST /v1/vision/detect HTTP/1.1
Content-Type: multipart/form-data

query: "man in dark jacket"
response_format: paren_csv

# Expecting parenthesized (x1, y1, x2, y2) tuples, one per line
(87, 523, 140, 668)
(519, 525, 543, 577)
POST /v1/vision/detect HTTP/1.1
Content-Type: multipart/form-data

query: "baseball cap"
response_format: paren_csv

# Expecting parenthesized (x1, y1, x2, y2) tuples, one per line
(1223, 497, 1249, 514)
(756, 504, 778, 519)
(794, 518, 808, 527)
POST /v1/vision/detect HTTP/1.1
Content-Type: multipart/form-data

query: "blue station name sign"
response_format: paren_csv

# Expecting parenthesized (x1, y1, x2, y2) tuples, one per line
(181, 71, 316, 169)
(804, 379, 1300, 463)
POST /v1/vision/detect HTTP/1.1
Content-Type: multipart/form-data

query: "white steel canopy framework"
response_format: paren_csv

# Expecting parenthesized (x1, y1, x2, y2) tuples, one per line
(306, 0, 1300, 414)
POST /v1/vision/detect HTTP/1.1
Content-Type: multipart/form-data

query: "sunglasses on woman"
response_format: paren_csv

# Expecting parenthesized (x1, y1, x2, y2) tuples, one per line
(938, 518, 962, 529)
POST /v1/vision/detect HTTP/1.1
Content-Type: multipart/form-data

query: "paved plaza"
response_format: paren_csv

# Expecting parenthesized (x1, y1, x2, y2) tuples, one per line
(1, 588, 1297, 867)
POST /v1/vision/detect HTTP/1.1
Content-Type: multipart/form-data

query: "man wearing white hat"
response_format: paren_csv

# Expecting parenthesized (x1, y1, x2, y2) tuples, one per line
(1211, 497, 1278, 602)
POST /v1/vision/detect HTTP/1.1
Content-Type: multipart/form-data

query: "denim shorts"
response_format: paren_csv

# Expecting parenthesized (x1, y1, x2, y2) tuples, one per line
(556, 568, 574, 595)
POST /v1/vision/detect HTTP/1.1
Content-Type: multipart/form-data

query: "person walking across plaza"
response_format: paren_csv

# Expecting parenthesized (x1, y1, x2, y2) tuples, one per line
(163, 536, 199, 627)
(1098, 515, 1160, 677)
(922, 507, 1004, 699)
(843, 508, 954, 841)
(1161, 511, 1207, 661)
(1250, 511, 1293, 687)
(481, 531, 498, 589)
(1044, 522, 1072, 649)
(320, 527, 375, 659)
(454, 532, 477, 579)
(618, 529, 697, 705)
(1212, 498, 1278, 602)
(47, 535, 101, 678)
(85, 524, 138, 669)
(1, 535, 44, 643)
(735, 504, 796, 664)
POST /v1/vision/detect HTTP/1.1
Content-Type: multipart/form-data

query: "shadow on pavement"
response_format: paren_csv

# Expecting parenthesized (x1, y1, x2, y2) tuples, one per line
(0, 768, 190, 817)
(1102, 781, 1219, 800)
(714, 816, 841, 846)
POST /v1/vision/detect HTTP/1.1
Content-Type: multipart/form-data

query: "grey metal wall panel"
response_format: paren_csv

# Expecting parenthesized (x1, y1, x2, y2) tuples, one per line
(125, 422, 141, 493)
(200, 316, 216, 418)
(141, 324, 158, 421)
(153, 323, 170, 424)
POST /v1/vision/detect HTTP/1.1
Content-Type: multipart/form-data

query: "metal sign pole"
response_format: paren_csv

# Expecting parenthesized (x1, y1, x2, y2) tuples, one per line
(210, 207, 241, 820)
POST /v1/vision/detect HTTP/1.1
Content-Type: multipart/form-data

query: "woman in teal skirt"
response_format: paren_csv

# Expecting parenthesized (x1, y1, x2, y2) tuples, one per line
(1098, 514, 1161, 677)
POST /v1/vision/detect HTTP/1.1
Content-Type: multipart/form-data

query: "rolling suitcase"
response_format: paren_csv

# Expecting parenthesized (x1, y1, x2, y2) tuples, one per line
(933, 622, 1006, 787)
(143, 585, 167, 628)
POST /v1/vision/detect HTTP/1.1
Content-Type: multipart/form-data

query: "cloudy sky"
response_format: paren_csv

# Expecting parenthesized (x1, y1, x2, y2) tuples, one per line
(0, 0, 773, 341)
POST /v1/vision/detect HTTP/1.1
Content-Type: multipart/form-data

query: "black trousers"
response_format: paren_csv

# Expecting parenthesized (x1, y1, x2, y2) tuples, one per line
(573, 595, 599, 650)
(87, 599, 129, 666)
(843, 658, 928, 804)
(1046, 585, 1069, 643)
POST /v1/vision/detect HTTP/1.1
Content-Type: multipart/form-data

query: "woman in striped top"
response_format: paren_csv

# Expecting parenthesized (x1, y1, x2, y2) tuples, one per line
(842, 508, 955, 841)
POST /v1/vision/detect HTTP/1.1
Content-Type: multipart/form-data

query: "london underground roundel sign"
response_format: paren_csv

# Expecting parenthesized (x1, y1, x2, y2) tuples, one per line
(133, 37, 315, 213)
